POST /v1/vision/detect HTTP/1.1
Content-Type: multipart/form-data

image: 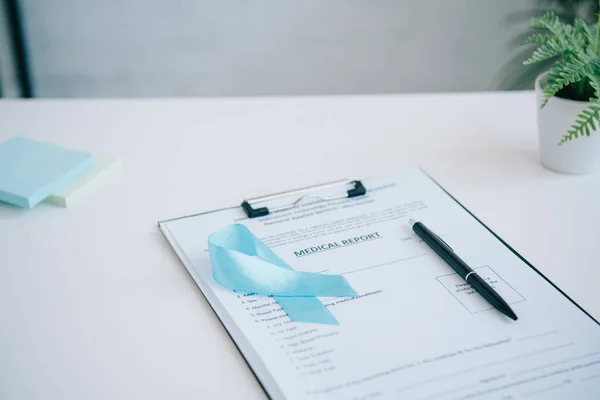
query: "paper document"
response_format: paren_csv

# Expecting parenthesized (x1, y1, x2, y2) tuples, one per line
(159, 169, 600, 400)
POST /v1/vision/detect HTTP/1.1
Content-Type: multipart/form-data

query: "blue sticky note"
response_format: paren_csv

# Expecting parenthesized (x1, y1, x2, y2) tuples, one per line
(0, 137, 93, 208)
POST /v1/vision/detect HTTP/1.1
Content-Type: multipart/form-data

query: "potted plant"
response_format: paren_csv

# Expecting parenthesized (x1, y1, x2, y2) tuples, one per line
(498, 0, 598, 90)
(524, 10, 600, 173)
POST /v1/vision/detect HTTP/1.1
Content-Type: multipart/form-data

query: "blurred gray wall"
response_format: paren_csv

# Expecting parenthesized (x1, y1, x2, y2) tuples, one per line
(19, 0, 535, 97)
(0, 1, 20, 97)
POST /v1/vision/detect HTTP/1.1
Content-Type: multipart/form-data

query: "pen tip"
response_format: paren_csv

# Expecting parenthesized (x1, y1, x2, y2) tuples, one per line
(503, 309, 518, 321)
(408, 218, 416, 227)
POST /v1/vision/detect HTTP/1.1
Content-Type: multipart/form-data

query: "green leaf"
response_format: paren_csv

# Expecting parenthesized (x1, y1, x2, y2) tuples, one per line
(531, 12, 572, 39)
(572, 19, 592, 50)
(559, 100, 600, 145)
(523, 38, 567, 64)
(583, 23, 599, 46)
(521, 33, 555, 45)
(541, 56, 592, 107)
(588, 74, 600, 97)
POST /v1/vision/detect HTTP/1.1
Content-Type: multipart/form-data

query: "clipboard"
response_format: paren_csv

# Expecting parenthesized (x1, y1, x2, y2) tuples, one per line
(159, 174, 599, 325)
(157, 172, 600, 400)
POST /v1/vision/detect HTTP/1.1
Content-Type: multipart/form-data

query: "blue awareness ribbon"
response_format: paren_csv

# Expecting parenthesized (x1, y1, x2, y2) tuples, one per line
(208, 224, 357, 325)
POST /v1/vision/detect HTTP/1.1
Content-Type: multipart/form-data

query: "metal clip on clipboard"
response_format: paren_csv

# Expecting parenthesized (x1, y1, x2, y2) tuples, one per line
(241, 180, 367, 218)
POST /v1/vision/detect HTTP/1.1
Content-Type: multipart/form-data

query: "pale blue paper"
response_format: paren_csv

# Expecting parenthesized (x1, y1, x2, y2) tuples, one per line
(0, 137, 93, 208)
(208, 224, 357, 325)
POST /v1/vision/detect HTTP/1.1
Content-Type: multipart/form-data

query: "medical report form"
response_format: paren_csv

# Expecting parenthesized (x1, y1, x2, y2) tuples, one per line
(159, 169, 600, 400)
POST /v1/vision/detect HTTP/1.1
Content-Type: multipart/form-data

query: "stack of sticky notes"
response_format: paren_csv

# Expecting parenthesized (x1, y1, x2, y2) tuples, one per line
(0, 137, 121, 208)
(42, 154, 122, 207)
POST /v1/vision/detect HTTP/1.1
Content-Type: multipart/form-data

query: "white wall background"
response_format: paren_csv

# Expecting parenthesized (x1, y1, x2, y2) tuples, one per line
(19, 0, 535, 97)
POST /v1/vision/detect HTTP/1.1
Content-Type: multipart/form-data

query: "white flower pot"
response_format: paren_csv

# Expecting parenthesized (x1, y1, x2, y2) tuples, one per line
(535, 73, 600, 174)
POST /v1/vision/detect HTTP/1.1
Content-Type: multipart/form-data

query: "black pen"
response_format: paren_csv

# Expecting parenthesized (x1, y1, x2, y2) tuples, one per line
(409, 219, 518, 321)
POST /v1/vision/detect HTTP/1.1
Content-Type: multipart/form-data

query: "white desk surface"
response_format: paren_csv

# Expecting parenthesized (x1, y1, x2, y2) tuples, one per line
(0, 92, 598, 399)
